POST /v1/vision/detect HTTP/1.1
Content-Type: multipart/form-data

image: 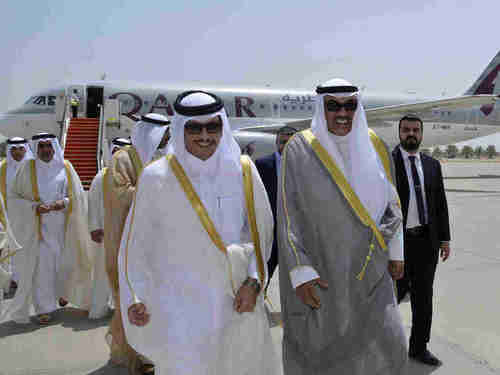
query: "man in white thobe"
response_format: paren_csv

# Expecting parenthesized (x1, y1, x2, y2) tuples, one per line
(87, 137, 131, 319)
(0, 137, 34, 294)
(1, 133, 91, 325)
(118, 91, 279, 374)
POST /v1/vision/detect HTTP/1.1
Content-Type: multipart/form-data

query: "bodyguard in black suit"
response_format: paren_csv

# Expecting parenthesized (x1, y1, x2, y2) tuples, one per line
(392, 115, 451, 367)
(255, 126, 297, 288)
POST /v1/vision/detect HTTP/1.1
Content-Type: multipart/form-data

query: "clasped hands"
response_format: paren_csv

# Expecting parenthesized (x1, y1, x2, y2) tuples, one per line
(36, 200, 65, 214)
(128, 277, 261, 327)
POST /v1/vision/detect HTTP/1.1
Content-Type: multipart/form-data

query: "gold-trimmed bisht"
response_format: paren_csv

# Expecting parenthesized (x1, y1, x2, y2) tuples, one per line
(301, 129, 391, 280)
(124, 154, 267, 305)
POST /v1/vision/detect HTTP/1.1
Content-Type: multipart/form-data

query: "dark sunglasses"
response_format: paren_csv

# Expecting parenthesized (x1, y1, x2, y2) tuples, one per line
(326, 99, 358, 112)
(185, 121, 223, 134)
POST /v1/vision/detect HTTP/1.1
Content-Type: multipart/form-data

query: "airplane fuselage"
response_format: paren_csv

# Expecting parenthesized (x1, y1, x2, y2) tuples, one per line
(1, 82, 499, 154)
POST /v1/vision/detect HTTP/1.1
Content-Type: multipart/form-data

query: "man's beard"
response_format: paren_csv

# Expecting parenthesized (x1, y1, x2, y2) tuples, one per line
(400, 136, 421, 152)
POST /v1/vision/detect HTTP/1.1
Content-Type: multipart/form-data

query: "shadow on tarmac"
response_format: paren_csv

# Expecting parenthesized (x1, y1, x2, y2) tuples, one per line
(407, 360, 440, 375)
(0, 307, 111, 338)
(86, 361, 128, 375)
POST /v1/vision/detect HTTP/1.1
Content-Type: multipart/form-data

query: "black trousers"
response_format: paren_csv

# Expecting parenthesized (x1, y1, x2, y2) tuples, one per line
(397, 233, 439, 354)
(72, 105, 78, 118)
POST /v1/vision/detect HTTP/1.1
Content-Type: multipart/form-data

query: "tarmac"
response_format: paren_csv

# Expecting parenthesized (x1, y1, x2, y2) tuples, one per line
(1, 160, 500, 374)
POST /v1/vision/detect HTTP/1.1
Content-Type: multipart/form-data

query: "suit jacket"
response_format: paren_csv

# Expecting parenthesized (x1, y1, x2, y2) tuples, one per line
(255, 153, 278, 252)
(392, 146, 451, 251)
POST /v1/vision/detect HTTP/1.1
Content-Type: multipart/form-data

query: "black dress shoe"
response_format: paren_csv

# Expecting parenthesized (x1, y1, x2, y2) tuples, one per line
(409, 349, 442, 366)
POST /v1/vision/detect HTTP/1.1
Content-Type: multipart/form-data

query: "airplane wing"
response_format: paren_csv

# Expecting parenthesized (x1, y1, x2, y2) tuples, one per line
(234, 94, 499, 134)
(232, 117, 311, 134)
(365, 94, 498, 121)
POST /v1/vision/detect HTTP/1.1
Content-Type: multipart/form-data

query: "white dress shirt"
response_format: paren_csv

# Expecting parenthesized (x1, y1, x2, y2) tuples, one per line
(399, 146, 428, 228)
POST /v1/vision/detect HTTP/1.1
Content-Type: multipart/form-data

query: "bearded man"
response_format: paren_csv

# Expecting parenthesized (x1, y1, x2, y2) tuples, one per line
(119, 91, 278, 374)
(278, 79, 407, 374)
(1, 133, 91, 325)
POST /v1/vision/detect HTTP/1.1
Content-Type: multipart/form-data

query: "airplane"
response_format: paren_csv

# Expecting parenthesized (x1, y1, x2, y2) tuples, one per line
(0, 50, 499, 160)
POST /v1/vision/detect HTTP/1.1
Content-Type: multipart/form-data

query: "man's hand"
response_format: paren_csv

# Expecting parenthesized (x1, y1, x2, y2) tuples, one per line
(90, 229, 104, 243)
(49, 200, 66, 211)
(388, 260, 404, 280)
(440, 242, 451, 262)
(234, 279, 258, 313)
(36, 204, 51, 215)
(128, 303, 150, 326)
(296, 278, 329, 309)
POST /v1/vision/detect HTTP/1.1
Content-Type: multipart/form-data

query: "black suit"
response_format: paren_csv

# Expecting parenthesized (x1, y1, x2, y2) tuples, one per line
(392, 146, 451, 354)
(255, 153, 279, 283)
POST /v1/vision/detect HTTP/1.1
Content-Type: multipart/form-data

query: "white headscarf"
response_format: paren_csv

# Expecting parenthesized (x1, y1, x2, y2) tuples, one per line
(311, 78, 390, 224)
(131, 113, 170, 165)
(6, 137, 34, 184)
(109, 137, 132, 156)
(32, 133, 65, 171)
(169, 91, 243, 244)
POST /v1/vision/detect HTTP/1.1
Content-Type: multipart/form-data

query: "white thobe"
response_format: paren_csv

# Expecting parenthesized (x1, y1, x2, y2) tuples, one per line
(118, 156, 278, 374)
(5, 160, 23, 282)
(88, 169, 111, 319)
(33, 161, 69, 314)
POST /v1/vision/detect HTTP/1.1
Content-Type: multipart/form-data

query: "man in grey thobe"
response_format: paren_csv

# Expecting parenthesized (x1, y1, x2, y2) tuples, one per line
(278, 78, 407, 374)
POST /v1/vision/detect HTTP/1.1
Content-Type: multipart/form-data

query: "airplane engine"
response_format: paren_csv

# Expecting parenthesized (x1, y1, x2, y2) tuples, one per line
(233, 130, 276, 160)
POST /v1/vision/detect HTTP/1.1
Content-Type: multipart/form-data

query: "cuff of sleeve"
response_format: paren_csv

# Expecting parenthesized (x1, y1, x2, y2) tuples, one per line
(247, 255, 260, 281)
(290, 265, 319, 289)
(388, 227, 404, 261)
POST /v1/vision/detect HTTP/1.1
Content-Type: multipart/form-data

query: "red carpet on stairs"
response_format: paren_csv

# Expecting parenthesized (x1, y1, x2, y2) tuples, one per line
(63, 118, 99, 190)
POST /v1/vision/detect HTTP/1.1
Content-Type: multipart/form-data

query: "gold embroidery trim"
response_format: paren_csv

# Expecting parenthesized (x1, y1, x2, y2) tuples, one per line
(281, 136, 302, 267)
(63, 161, 74, 232)
(301, 129, 387, 250)
(240, 155, 266, 289)
(368, 128, 393, 185)
(126, 146, 144, 178)
(0, 161, 7, 228)
(101, 167, 109, 203)
(30, 160, 43, 241)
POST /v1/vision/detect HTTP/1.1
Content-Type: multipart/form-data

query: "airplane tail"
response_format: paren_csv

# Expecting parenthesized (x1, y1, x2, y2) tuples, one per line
(464, 50, 500, 96)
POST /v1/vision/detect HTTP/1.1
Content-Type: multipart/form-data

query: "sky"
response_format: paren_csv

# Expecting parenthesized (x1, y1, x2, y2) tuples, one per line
(1, 0, 499, 145)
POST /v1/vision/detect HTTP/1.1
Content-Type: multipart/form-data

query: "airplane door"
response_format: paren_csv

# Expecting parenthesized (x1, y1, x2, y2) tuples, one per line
(67, 85, 85, 116)
(86, 86, 104, 118)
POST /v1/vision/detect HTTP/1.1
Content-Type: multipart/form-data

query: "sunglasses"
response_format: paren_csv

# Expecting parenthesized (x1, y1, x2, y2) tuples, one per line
(325, 99, 358, 112)
(185, 121, 223, 134)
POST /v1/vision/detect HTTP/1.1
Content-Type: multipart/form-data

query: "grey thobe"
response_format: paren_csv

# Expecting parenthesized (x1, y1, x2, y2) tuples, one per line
(278, 132, 407, 374)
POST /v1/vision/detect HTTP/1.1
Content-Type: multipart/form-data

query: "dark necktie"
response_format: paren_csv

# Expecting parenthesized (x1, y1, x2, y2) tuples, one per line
(409, 155, 426, 225)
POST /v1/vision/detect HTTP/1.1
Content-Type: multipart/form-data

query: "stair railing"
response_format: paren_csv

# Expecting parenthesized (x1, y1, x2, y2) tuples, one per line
(60, 99, 72, 151)
(97, 104, 105, 171)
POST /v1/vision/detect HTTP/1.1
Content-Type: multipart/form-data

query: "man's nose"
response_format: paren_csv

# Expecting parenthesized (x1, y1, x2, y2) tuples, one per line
(200, 127, 210, 139)
(337, 107, 348, 115)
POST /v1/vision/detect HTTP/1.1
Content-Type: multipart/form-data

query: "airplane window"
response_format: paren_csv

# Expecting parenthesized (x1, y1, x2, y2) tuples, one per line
(33, 96, 46, 105)
(48, 96, 56, 106)
(308, 106, 312, 110)
(283, 105, 288, 110)
(273, 104, 278, 110)
(292, 106, 296, 110)
(300, 106, 304, 111)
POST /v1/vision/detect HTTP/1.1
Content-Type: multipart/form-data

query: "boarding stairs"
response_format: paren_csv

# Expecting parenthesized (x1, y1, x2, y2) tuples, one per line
(63, 118, 99, 190)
